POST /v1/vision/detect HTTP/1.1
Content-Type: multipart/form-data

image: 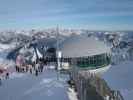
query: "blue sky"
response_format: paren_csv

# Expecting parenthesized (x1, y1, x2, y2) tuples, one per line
(0, 0, 133, 30)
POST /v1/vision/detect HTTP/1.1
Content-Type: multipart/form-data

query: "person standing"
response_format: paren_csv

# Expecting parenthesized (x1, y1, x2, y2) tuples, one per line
(0, 78, 2, 86)
(29, 65, 33, 74)
(40, 62, 44, 72)
(35, 69, 38, 76)
(26, 65, 28, 72)
(15, 65, 18, 72)
(35, 63, 39, 76)
(5, 72, 9, 79)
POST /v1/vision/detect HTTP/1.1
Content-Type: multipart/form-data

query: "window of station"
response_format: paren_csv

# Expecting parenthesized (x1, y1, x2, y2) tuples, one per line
(76, 53, 111, 69)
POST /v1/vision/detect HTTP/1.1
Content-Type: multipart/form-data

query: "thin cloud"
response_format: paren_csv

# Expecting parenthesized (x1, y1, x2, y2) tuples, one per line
(0, 0, 133, 30)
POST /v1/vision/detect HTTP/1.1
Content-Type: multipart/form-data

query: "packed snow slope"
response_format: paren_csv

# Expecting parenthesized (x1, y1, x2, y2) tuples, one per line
(102, 61, 133, 100)
(0, 70, 70, 100)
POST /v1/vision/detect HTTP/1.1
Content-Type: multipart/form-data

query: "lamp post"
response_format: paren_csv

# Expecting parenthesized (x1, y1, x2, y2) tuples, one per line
(57, 51, 62, 70)
(56, 26, 62, 71)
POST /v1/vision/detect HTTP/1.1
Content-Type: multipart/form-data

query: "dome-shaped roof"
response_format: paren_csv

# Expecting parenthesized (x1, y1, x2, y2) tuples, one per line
(59, 35, 110, 58)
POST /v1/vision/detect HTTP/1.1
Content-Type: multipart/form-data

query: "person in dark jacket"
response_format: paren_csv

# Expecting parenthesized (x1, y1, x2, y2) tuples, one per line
(39, 62, 44, 73)
(0, 78, 2, 85)
(15, 65, 18, 72)
(5, 72, 9, 79)
(35, 69, 38, 76)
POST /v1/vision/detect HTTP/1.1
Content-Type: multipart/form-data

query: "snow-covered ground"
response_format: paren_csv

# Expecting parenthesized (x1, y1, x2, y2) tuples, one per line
(0, 69, 78, 100)
(102, 61, 133, 100)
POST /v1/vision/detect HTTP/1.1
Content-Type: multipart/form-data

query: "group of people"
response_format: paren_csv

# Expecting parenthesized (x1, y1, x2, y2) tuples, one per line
(0, 60, 45, 86)
(15, 61, 44, 76)
(30, 61, 44, 76)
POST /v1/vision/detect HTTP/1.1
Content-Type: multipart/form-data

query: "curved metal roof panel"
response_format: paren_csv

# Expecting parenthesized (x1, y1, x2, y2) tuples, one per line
(59, 35, 110, 58)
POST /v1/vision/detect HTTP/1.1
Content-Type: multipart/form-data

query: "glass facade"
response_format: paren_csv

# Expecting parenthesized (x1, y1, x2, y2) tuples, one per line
(61, 53, 111, 70)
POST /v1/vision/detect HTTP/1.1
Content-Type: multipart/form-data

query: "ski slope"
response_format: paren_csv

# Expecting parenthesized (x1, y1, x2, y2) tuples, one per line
(0, 70, 76, 100)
